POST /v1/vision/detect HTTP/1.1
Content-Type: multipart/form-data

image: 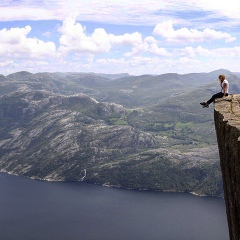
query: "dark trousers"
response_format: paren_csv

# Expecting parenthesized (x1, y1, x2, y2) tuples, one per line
(207, 92, 228, 104)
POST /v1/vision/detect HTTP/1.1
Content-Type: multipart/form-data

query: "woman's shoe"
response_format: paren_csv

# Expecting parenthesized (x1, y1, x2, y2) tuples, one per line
(200, 102, 209, 108)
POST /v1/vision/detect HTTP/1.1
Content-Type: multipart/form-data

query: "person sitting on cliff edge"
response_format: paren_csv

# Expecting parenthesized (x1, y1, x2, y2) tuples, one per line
(200, 74, 229, 108)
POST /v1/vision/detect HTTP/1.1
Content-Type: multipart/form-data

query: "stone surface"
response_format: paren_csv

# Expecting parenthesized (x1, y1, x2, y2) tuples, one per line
(214, 94, 240, 240)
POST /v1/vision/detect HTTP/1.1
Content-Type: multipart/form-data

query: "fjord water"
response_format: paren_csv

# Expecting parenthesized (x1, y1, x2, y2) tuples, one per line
(0, 173, 228, 240)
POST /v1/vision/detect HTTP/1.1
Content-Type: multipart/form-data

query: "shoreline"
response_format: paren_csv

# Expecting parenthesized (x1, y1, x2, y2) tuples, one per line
(0, 170, 223, 198)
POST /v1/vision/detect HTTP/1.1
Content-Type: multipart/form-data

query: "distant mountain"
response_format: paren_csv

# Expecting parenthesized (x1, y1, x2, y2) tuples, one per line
(1, 69, 238, 196)
(94, 73, 130, 80)
(1, 69, 237, 108)
(208, 68, 233, 76)
(0, 74, 6, 81)
(233, 72, 240, 78)
(0, 89, 222, 196)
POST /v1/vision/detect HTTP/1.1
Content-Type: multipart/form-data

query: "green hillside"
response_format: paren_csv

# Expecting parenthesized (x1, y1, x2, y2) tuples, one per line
(0, 69, 239, 196)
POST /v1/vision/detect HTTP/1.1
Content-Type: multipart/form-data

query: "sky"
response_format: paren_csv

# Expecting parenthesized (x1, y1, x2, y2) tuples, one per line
(0, 0, 240, 75)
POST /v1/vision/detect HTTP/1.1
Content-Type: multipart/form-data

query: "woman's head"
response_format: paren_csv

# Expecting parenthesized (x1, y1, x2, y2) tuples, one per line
(219, 74, 226, 82)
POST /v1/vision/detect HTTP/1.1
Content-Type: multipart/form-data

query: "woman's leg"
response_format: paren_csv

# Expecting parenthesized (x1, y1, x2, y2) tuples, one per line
(207, 92, 224, 105)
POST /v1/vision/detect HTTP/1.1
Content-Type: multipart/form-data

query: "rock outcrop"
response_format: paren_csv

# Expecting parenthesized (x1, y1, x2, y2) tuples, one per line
(214, 95, 240, 240)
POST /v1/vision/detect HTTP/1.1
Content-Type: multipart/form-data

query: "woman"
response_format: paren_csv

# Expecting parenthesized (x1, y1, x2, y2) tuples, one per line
(200, 74, 229, 108)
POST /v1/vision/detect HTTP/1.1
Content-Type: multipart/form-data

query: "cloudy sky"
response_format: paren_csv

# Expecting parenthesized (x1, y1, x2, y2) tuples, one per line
(0, 0, 240, 75)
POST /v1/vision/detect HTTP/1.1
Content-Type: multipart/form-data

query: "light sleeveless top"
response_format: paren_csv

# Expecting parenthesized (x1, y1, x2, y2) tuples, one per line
(221, 79, 229, 93)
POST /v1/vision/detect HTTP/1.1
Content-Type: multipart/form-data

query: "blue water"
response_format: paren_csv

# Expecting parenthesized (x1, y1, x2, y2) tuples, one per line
(0, 172, 228, 240)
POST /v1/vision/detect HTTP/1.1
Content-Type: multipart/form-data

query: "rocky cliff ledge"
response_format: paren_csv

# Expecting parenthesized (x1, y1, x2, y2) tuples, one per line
(214, 94, 240, 240)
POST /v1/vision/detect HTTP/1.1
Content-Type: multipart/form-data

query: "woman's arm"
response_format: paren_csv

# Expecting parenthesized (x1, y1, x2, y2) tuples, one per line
(223, 83, 227, 96)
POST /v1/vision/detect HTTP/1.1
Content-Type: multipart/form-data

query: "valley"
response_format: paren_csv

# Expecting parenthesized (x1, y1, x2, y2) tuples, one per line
(0, 69, 239, 196)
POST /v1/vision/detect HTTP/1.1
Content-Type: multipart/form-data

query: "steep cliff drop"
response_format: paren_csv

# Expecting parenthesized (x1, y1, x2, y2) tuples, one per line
(214, 94, 240, 240)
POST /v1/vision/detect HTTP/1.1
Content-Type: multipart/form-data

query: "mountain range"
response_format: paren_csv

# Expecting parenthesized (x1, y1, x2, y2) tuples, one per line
(1, 69, 239, 196)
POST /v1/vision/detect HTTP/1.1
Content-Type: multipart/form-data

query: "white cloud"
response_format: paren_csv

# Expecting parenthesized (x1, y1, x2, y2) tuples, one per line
(110, 32, 142, 46)
(58, 17, 111, 54)
(59, 17, 143, 55)
(0, 60, 14, 67)
(148, 43, 169, 56)
(92, 43, 240, 75)
(0, 6, 240, 76)
(124, 38, 169, 57)
(190, 0, 240, 20)
(0, 0, 240, 28)
(212, 46, 240, 57)
(98, 58, 126, 65)
(0, 25, 31, 44)
(58, 17, 169, 57)
(0, 6, 54, 21)
(94, 56, 194, 75)
(0, 26, 56, 58)
(178, 45, 240, 61)
(1, 0, 240, 28)
(153, 21, 236, 43)
(0, 0, 169, 25)
(180, 46, 210, 57)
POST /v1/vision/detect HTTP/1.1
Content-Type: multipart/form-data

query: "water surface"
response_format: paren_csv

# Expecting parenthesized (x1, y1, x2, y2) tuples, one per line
(0, 172, 228, 240)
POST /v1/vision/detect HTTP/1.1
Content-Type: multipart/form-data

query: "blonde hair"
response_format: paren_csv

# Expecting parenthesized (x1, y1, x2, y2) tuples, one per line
(218, 74, 226, 82)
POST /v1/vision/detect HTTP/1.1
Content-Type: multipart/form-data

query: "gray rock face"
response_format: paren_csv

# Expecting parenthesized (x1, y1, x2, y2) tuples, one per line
(0, 90, 156, 180)
(214, 94, 240, 240)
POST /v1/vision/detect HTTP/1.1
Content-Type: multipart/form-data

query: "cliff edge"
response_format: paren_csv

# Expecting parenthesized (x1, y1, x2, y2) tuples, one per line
(214, 94, 240, 240)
